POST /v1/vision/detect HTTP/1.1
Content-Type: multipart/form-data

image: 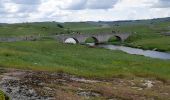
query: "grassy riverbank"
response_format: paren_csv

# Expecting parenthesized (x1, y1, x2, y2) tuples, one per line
(125, 37, 170, 52)
(0, 40, 170, 80)
(109, 36, 170, 52)
(110, 21, 170, 52)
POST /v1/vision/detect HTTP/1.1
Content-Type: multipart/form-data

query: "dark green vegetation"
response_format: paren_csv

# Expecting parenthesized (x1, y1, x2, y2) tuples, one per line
(0, 90, 5, 100)
(108, 36, 120, 43)
(0, 17, 170, 80)
(85, 37, 98, 43)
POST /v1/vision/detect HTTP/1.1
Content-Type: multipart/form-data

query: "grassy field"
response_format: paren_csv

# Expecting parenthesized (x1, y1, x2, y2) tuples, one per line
(0, 22, 67, 37)
(0, 18, 170, 81)
(0, 40, 170, 80)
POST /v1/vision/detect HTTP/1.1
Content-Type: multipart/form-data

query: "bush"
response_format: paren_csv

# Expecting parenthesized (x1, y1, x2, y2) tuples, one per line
(0, 90, 5, 100)
(57, 24, 64, 28)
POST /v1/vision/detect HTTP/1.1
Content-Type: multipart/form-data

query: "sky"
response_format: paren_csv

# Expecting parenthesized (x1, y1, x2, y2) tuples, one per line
(0, 0, 170, 23)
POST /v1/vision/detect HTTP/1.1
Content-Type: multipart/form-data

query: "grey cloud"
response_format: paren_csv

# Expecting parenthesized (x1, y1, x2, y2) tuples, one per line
(86, 0, 118, 9)
(0, 1, 7, 14)
(0, 0, 40, 19)
(66, 0, 119, 10)
(10, 0, 41, 13)
(153, 0, 170, 8)
(0, 1, 4, 8)
(17, 5, 39, 13)
(0, 13, 29, 18)
(11, 0, 41, 5)
(67, 0, 87, 10)
(0, 9, 6, 14)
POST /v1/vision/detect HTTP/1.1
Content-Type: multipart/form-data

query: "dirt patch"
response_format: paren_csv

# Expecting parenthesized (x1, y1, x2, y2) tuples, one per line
(0, 68, 170, 100)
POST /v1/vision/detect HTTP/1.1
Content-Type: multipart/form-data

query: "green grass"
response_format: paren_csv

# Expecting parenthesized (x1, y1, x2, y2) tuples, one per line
(62, 22, 99, 30)
(0, 22, 67, 37)
(0, 40, 170, 80)
(0, 90, 5, 100)
(0, 22, 108, 37)
(85, 37, 98, 43)
(62, 22, 113, 34)
(75, 27, 113, 34)
(127, 37, 170, 51)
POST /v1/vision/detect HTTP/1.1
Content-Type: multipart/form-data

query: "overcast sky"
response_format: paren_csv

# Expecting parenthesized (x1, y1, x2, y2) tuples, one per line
(0, 0, 170, 23)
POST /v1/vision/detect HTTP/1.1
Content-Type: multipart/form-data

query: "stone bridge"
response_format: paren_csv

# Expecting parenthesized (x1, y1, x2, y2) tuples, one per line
(55, 32, 131, 44)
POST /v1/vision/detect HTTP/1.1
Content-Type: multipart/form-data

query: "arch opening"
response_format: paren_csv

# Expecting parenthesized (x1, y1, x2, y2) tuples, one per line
(85, 37, 99, 46)
(108, 36, 122, 43)
(85, 37, 99, 43)
(64, 38, 79, 44)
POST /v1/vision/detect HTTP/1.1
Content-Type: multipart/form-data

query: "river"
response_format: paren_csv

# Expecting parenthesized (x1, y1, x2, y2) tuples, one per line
(87, 43, 170, 60)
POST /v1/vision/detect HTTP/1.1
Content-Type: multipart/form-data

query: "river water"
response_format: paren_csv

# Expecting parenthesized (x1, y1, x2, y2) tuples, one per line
(87, 43, 170, 60)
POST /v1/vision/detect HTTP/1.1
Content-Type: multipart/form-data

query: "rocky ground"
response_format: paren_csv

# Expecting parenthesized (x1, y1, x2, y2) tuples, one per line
(0, 68, 170, 100)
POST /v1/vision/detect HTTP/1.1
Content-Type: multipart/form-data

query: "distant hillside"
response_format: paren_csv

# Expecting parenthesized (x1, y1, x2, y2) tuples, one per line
(1, 17, 170, 28)
(0, 17, 170, 37)
(0, 23, 7, 26)
(87, 17, 170, 26)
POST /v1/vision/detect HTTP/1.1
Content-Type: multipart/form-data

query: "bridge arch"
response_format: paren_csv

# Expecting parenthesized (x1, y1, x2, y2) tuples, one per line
(64, 37, 79, 44)
(85, 36, 99, 43)
(115, 36, 122, 41)
(108, 35, 122, 43)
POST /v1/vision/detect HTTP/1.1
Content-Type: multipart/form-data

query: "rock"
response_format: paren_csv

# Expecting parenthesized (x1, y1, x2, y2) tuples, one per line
(130, 81, 135, 86)
(153, 48, 157, 51)
(109, 99, 118, 100)
(29, 89, 35, 95)
(131, 87, 143, 91)
(43, 87, 52, 91)
(38, 82, 46, 86)
(34, 63, 38, 65)
(161, 93, 169, 96)
(6, 88, 12, 93)
(143, 80, 153, 88)
(70, 77, 100, 83)
(77, 91, 101, 98)
(0, 71, 55, 100)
